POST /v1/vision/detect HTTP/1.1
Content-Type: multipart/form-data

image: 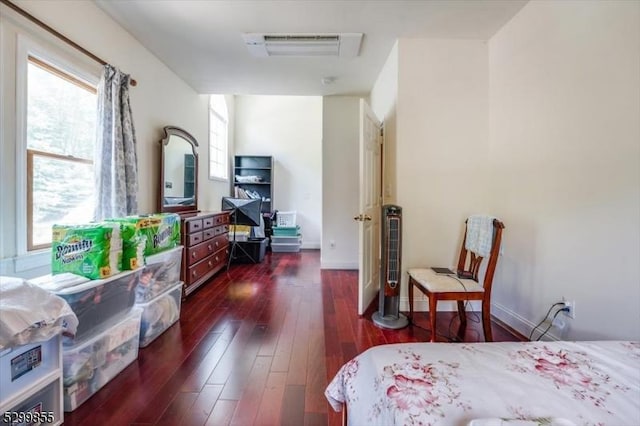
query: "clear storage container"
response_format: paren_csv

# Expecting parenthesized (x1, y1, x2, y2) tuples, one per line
(137, 282, 182, 348)
(135, 246, 183, 303)
(62, 308, 142, 411)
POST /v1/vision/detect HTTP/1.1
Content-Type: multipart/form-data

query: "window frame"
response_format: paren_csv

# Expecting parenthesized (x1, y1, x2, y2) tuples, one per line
(16, 34, 100, 254)
(208, 95, 229, 182)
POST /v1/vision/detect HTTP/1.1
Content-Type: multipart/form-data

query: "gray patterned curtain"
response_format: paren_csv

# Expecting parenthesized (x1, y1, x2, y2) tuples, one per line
(94, 64, 138, 220)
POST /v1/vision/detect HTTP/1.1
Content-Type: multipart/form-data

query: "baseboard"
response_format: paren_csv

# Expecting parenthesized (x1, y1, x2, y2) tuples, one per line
(492, 302, 561, 341)
(301, 241, 320, 249)
(398, 298, 556, 341)
(320, 260, 358, 270)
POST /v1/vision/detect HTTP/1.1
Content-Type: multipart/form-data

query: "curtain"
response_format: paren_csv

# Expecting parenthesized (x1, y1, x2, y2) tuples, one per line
(94, 64, 138, 220)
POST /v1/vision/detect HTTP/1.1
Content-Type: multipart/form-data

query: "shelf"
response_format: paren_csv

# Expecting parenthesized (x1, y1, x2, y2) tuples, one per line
(235, 167, 271, 170)
(234, 155, 273, 214)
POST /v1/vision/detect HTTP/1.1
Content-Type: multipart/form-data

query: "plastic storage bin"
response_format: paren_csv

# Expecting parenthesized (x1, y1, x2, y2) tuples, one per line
(1, 375, 63, 426)
(137, 282, 182, 348)
(135, 245, 183, 303)
(271, 234, 302, 253)
(232, 238, 268, 264)
(275, 211, 296, 227)
(49, 270, 140, 345)
(0, 335, 61, 405)
(270, 235, 302, 245)
(272, 226, 300, 237)
(62, 308, 142, 412)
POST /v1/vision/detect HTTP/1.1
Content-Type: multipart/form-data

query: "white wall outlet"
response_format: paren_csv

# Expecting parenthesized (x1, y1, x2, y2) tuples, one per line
(562, 298, 576, 319)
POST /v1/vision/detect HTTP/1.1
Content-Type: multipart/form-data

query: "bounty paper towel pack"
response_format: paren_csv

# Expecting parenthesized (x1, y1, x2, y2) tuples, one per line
(108, 213, 180, 257)
(52, 223, 122, 279)
(105, 220, 146, 270)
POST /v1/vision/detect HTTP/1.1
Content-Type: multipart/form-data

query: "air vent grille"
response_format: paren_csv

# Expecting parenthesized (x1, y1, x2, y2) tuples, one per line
(243, 33, 362, 57)
(263, 35, 340, 43)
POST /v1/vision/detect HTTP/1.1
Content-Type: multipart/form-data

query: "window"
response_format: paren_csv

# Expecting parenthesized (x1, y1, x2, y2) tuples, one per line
(209, 95, 229, 180)
(26, 56, 97, 250)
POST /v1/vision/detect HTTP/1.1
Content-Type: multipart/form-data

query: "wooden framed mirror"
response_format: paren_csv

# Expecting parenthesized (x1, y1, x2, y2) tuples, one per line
(159, 126, 199, 215)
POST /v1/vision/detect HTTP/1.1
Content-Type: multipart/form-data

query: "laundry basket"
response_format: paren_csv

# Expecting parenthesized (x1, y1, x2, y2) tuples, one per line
(276, 211, 297, 227)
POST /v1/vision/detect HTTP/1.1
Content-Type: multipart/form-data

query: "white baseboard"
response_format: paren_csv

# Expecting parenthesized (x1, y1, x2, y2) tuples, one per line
(492, 302, 561, 341)
(301, 241, 320, 249)
(398, 298, 561, 341)
(321, 261, 358, 270)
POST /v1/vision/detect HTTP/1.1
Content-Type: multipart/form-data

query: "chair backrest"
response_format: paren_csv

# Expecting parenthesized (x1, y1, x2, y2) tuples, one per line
(456, 218, 505, 293)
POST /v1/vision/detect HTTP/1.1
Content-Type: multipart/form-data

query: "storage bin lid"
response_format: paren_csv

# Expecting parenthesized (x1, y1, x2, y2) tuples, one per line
(144, 245, 183, 264)
(50, 269, 140, 295)
(29, 273, 90, 292)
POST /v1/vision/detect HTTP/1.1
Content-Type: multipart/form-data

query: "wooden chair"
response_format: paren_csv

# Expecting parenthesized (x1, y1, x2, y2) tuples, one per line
(407, 218, 505, 342)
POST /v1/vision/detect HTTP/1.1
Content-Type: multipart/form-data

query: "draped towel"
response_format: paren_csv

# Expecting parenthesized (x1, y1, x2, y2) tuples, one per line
(465, 215, 496, 258)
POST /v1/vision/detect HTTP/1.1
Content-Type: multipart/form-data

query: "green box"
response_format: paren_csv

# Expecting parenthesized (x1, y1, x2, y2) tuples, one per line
(52, 223, 121, 279)
(107, 213, 180, 257)
(272, 226, 300, 237)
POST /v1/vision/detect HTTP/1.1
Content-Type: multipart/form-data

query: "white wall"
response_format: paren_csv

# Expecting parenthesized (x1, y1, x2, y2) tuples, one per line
(396, 39, 490, 311)
(488, 0, 640, 340)
(234, 96, 322, 249)
(0, 1, 226, 277)
(321, 96, 360, 268)
(371, 42, 399, 205)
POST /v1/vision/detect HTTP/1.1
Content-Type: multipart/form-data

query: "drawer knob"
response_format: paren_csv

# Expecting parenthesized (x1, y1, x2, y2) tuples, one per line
(208, 244, 212, 251)
(215, 256, 219, 262)
(192, 270, 197, 277)
(208, 261, 213, 267)
(215, 241, 219, 247)
(192, 252, 196, 258)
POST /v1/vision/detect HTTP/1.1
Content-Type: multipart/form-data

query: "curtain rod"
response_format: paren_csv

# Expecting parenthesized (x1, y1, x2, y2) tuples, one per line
(0, 0, 137, 86)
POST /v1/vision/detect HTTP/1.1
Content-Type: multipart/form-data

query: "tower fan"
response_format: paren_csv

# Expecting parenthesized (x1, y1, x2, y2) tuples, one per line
(372, 205, 408, 329)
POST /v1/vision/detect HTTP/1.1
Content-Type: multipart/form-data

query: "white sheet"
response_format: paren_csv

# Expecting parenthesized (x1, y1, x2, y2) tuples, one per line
(325, 341, 640, 426)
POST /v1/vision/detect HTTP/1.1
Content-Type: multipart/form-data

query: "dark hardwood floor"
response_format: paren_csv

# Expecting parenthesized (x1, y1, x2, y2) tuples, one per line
(64, 250, 523, 426)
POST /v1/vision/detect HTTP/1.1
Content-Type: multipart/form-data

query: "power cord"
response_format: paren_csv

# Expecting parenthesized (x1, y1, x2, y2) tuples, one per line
(535, 307, 570, 341)
(528, 302, 567, 341)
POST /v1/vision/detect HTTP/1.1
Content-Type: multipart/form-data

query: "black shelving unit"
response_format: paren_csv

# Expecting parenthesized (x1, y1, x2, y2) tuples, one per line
(233, 155, 273, 213)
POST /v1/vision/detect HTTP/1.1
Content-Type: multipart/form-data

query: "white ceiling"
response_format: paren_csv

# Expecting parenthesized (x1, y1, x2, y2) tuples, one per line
(95, 0, 528, 96)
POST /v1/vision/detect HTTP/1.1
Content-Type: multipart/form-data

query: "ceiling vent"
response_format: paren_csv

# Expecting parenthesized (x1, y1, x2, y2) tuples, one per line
(243, 33, 363, 57)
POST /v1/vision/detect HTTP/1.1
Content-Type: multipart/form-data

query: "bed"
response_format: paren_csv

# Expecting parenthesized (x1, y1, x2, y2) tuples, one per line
(325, 340, 640, 426)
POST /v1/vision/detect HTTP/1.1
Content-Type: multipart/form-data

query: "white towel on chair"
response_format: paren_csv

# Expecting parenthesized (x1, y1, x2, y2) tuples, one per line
(465, 215, 495, 258)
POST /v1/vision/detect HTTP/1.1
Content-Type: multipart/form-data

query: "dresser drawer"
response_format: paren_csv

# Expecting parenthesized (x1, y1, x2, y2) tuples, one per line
(203, 216, 215, 229)
(215, 214, 230, 226)
(213, 224, 229, 237)
(188, 231, 203, 246)
(187, 219, 203, 233)
(187, 234, 228, 266)
(187, 251, 228, 283)
(203, 228, 215, 240)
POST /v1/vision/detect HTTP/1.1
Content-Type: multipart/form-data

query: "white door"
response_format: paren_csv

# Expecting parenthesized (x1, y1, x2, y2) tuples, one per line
(356, 99, 382, 315)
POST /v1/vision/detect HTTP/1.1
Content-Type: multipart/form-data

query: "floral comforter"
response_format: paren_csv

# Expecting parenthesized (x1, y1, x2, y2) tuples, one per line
(325, 341, 640, 426)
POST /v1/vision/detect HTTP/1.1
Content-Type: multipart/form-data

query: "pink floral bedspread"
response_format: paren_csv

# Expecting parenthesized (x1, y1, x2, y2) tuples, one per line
(325, 341, 640, 426)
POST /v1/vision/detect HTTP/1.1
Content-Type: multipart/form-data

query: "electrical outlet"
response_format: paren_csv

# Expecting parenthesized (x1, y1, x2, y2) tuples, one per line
(562, 298, 575, 319)
(329, 240, 336, 249)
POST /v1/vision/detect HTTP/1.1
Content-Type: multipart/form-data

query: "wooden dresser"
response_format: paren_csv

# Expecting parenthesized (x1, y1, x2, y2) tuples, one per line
(181, 211, 230, 296)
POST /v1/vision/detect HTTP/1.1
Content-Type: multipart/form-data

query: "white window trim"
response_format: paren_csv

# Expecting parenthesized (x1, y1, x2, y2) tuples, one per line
(15, 33, 100, 256)
(208, 100, 229, 182)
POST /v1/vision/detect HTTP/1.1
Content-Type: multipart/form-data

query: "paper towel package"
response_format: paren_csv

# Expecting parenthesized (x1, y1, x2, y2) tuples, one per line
(51, 223, 122, 279)
(106, 213, 180, 257)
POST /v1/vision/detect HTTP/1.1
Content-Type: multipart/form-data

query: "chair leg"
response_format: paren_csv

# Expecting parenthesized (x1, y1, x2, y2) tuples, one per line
(408, 278, 414, 325)
(428, 295, 438, 342)
(457, 301, 467, 328)
(482, 298, 493, 342)
(456, 301, 467, 342)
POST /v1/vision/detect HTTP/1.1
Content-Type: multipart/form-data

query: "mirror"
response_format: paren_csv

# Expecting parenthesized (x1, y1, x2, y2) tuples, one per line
(159, 126, 199, 214)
